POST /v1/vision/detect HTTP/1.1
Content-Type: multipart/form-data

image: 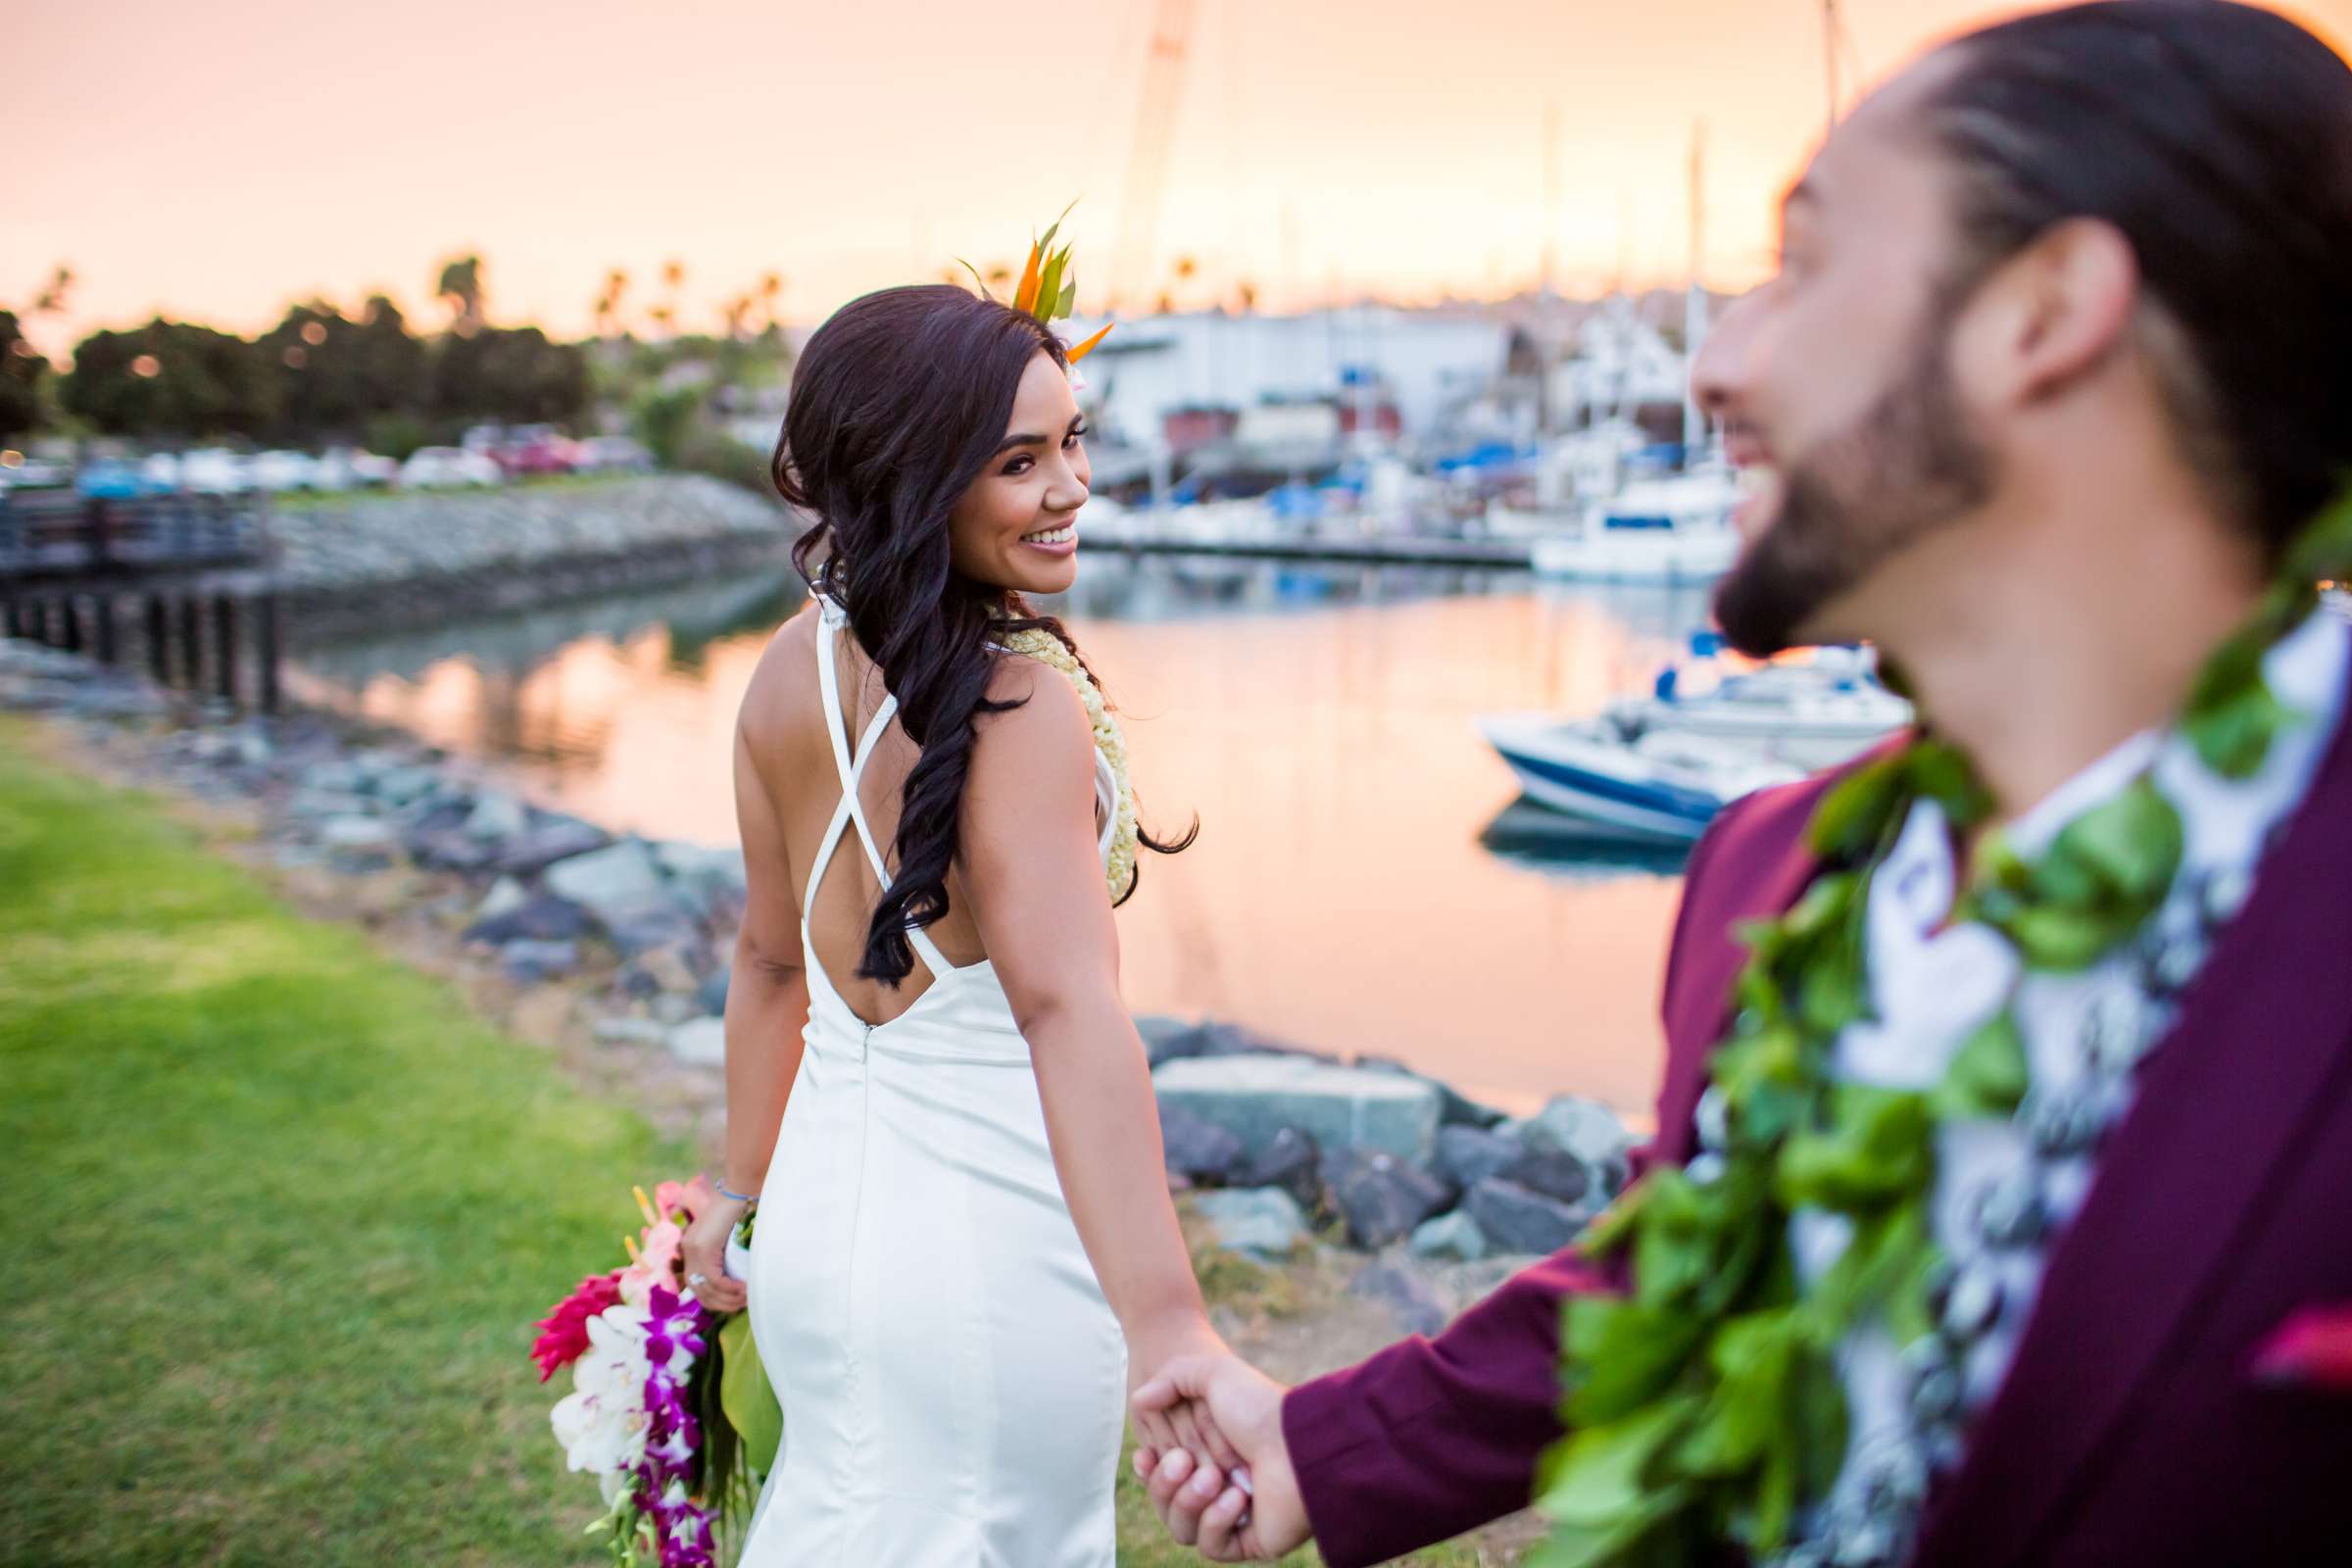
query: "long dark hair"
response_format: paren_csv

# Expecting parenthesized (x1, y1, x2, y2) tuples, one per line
(1924, 0, 2352, 556)
(775, 283, 1193, 986)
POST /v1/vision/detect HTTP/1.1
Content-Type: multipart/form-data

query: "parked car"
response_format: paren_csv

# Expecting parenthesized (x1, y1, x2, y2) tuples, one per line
(181, 448, 255, 494)
(76, 458, 173, 498)
(313, 448, 399, 491)
(0, 454, 74, 492)
(139, 453, 183, 491)
(491, 423, 580, 477)
(251, 450, 320, 492)
(573, 435, 656, 474)
(399, 447, 503, 488)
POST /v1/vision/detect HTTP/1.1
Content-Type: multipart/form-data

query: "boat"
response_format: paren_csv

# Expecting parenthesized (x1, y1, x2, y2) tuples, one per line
(1477, 710, 1803, 843)
(1610, 648, 1912, 769)
(1493, 471, 1745, 583)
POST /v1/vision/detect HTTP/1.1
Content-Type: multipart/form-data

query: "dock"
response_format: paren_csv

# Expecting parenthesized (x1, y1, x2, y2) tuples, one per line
(1088, 525, 1534, 569)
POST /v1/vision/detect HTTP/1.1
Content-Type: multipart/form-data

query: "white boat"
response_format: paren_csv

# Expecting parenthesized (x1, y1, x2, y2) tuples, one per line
(1494, 471, 1744, 583)
(1477, 711, 1803, 843)
(1611, 650, 1912, 769)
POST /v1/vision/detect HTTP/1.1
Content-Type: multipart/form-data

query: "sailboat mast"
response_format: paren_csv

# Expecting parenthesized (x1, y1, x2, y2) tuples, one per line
(1683, 121, 1709, 461)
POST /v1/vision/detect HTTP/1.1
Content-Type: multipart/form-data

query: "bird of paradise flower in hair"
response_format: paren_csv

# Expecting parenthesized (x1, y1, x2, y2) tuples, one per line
(960, 202, 1114, 366)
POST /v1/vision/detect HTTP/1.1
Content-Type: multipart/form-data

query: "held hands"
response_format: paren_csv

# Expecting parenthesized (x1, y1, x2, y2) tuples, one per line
(1131, 1350, 1308, 1562)
(680, 1194, 750, 1316)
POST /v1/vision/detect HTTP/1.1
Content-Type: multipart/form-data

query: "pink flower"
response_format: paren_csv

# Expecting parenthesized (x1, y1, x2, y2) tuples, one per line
(2253, 1303, 2352, 1390)
(530, 1271, 624, 1383)
(655, 1174, 720, 1226)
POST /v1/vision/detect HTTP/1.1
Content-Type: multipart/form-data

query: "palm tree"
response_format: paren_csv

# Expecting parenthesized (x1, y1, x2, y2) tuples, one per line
(435, 254, 485, 334)
(31, 265, 74, 318)
(661, 260, 686, 338)
(759, 271, 784, 333)
(604, 268, 630, 337)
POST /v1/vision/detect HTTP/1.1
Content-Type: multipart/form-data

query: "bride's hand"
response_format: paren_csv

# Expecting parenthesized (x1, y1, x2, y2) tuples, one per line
(1127, 1317, 1245, 1484)
(682, 1195, 751, 1315)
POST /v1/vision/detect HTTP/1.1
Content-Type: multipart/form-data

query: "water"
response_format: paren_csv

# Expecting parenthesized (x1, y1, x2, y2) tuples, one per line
(288, 555, 1721, 1122)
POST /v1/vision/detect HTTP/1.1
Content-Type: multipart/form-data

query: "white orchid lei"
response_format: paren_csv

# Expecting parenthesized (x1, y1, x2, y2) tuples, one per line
(998, 625, 1141, 903)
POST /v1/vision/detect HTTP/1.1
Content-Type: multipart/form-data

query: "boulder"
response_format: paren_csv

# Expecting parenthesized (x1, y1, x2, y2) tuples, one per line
(1503, 1146, 1592, 1207)
(654, 841, 749, 910)
(1467, 1179, 1592, 1255)
(464, 792, 530, 841)
(1348, 1262, 1449, 1335)
(1409, 1210, 1491, 1264)
(1356, 1055, 1510, 1129)
(696, 965, 731, 1018)
(545, 838, 668, 913)
(501, 939, 581, 983)
(666, 1017, 728, 1066)
(490, 818, 612, 877)
(1435, 1125, 1524, 1193)
(1152, 1054, 1443, 1165)
(1325, 1147, 1452, 1250)
(1514, 1096, 1636, 1200)
(1159, 1104, 1248, 1187)
(300, 759, 368, 797)
(1238, 1126, 1323, 1215)
(368, 764, 442, 808)
(474, 877, 530, 923)
(623, 942, 705, 996)
(592, 1016, 669, 1046)
(405, 827, 498, 873)
(466, 894, 594, 946)
(285, 788, 371, 821)
(1191, 1189, 1311, 1259)
(318, 815, 396, 851)
(1136, 1014, 1207, 1068)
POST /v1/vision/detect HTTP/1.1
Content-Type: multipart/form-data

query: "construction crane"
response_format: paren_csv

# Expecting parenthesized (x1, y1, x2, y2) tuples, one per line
(1111, 0, 1197, 310)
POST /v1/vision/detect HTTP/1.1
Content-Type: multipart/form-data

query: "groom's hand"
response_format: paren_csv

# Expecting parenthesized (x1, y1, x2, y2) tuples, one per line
(1132, 1352, 1307, 1561)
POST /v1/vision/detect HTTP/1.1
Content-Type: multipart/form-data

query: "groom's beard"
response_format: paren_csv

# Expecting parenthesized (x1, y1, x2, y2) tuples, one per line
(1713, 315, 1995, 659)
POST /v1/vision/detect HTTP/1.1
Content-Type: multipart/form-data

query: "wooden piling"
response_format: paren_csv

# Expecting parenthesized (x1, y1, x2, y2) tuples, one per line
(212, 595, 238, 705)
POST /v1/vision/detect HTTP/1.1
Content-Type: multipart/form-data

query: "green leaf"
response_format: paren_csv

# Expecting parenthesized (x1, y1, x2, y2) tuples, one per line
(1677, 1309, 1804, 1476)
(717, 1311, 783, 1477)
(1056, 278, 1077, 319)
(2055, 777, 2182, 907)
(1534, 1396, 1700, 1530)
(1564, 1296, 1708, 1426)
(2182, 680, 2303, 779)
(1774, 1087, 1932, 1212)
(2001, 905, 2118, 970)
(953, 256, 996, 301)
(1809, 752, 1909, 860)
(1903, 739, 1993, 827)
(1033, 245, 1072, 324)
(1933, 1008, 2029, 1120)
(2283, 478, 2352, 584)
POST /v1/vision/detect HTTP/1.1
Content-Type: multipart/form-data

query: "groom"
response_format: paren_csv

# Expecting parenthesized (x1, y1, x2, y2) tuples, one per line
(1135, 3, 2352, 1563)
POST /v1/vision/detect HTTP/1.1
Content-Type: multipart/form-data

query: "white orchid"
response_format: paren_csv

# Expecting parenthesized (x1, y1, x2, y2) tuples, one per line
(550, 1303, 655, 1480)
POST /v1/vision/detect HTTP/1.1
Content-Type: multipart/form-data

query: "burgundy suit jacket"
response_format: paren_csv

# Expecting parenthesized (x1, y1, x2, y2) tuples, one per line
(1284, 715, 2352, 1567)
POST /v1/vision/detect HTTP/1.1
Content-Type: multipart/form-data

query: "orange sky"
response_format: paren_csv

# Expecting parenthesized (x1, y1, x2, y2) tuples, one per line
(10, 0, 2349, 359)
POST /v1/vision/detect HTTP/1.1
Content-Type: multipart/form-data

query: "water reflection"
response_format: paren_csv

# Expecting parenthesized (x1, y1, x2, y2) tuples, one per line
(289, 554, 1719, 1120)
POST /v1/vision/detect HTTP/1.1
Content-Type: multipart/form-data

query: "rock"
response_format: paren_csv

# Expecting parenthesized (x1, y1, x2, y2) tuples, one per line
(1502, 1146, 1592, 1207)
(1357, 1055, 1510, 1130)
(624, 941, 705, 996)
(319, 815, 397, 850)
(286, 788, 371, 821)
(1466, 1179, 1592, 1255)
(490, 817, 612, 876)
(405, 827, 498, 873)
(1160, 1104, 1249, 1186)
(405, 797, 472, 837)
(1325, 1147, 1453, 1250)
(666, 1016, 728, 1066)
(1409, 1210, 1491, 1263)
(1435, 1125, 1525, 1193)
(605, 906, 705, 958)
(1238, 1126, 1323, 1215)
(368, 764, 442, 808)
(1513, 1097, 1636, 1200)
(545, 838, 669, 912)
(464, 792, 529, 841)
(652, 993, 699, 1025)
(1348, 1262, 1449, 1335)
(696, 965, 731, 1017)
(466, 894, 594, 945)
(301, 760, 368, 796)
(592, 1016, 670, 1046)
(474, 877, 530, 923)
(501, 939, 581, 982)
(1137, 1014, 1208, 1068)
(654, 841, 748, 909)
(1191, 1189, 1311, 1259)
(1152, 1054, 1444, 1165)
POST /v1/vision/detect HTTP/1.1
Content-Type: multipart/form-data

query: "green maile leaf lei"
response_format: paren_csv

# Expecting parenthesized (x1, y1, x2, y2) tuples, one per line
(1532, 483, 2352, 1568)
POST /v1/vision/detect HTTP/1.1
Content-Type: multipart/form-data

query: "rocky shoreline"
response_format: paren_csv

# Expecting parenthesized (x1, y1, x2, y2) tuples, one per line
(268, 475, 797, 642)
(2, 636, 1639, 1321)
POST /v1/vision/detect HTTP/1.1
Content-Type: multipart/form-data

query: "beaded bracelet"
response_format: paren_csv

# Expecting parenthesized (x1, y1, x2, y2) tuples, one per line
(717, 1182, 760, 1203)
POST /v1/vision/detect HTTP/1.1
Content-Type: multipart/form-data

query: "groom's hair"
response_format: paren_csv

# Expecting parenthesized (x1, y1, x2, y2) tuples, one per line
(1921, 0, 2352, 558)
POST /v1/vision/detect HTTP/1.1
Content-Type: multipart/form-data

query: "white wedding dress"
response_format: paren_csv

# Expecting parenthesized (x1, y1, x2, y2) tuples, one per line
(738, 602, 1127, 1566)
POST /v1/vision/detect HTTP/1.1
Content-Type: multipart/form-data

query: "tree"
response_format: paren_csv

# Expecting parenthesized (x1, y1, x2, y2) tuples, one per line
(428, 325, 589, 425)
(61, 318, 277, 439)
(253, 297, 425, 442)
(759, 271, 784, 333)
(1, 311, 47, 441)
(435, 254, 486, 335)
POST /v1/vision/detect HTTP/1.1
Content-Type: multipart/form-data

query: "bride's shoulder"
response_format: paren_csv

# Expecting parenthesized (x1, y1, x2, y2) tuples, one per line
(736, 604, 822, 737)
(973, 652, 1094, 770)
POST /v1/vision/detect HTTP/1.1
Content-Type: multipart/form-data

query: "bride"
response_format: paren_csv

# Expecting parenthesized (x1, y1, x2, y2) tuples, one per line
(676, 279, 1237, 1564)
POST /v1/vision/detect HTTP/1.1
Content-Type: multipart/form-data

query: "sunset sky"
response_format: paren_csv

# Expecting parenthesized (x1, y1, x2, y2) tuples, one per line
(11, 0, 2349, 359)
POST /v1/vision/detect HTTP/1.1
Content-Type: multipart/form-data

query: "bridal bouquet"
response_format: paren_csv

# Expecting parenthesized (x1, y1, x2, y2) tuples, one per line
(530, 1176, 780, 1568)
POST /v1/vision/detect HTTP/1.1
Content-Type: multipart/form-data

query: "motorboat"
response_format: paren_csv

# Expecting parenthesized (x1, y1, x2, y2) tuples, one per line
(1609, 648, 1912, 769)
(1477, 710, 1803, 843)
(1493, 471, 1744, 583)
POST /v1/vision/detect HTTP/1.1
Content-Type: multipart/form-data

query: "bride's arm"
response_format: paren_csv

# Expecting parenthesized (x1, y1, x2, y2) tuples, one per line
(962, 661, 1238, 1468)
(688, 691, 812, 1316)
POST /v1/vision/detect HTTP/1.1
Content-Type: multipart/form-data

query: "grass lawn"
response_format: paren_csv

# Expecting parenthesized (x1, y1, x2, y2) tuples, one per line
(0, 717, 1499, 1566)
